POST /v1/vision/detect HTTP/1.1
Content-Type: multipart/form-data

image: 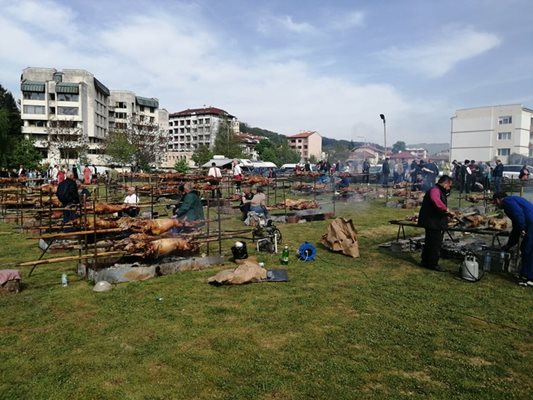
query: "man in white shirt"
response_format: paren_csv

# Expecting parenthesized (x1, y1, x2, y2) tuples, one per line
(122, 186, 139, 217)
(208, 162, 222, 198)
(232, 160, 243, 193)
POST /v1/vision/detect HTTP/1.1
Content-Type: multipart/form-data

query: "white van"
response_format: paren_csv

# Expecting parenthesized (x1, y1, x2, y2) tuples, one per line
(502, 164, 533, 179)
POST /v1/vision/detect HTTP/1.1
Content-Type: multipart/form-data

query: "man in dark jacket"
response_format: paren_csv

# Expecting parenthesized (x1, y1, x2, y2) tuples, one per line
(362, 159, 370, 184)
(492, 159, 503, 193)
(417, 175, 453, 271)
(56, 172, 80, 223)
(493, 192, 533, 284)
(381, 158, 390, 187)
(176, 182, 204, 222)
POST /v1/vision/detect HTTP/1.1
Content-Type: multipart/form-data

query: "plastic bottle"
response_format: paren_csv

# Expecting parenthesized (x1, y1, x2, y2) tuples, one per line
(281, 246, 289, 265)
(61, 273, 68, 287)
(500, 251, 507, 271)
(483, 252, 491, 272)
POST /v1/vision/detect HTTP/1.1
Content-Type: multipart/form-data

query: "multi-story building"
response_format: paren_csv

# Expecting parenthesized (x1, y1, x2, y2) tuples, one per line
(450, 104, 533, 163)
(287, 131, 322, 161)
(21, 67, 111, 164)
(165, 107, 239, 167)
(20, 67, 168, 166)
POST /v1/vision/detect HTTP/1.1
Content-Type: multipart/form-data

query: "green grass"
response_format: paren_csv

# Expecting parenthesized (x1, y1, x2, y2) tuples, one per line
(0, 196, 532, 400)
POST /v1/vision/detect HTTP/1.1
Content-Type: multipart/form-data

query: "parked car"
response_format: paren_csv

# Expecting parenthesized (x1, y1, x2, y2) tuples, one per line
(368, 165, 393, 184)
(502, 164, 533, 179)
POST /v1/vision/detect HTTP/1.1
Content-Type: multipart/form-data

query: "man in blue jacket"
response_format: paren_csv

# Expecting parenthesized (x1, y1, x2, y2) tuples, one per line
(493, 192, 533, 284)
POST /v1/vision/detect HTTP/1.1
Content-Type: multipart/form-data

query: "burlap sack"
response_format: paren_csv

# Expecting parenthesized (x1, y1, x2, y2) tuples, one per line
(321, 217, 360, 258)
(208, 260, 267, 285)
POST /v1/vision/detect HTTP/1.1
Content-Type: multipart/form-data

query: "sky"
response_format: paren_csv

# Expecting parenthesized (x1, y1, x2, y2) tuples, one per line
(1, 0, 532, 145)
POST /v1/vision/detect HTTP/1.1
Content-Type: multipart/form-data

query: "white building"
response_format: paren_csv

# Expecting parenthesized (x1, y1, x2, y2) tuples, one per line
(20, 67, 168, 166)
(165, 107, 239, 167)
(450, 104, 533, 163)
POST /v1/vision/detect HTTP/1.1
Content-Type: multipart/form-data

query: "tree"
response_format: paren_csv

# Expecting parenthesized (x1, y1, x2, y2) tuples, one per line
(105, 130, 137, 166)
(10, 138, 42, 170)
(213, 120, 243, 159)
(392, 141, 406, 153)
(0, 84, 22, 168)
(46, 119, 88, 168)
(191, 144, 213, 166)
(174, 159, 189, 173)
(105, 116, 168, 171)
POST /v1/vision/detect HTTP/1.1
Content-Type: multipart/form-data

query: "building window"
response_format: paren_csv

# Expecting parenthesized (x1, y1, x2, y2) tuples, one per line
(58, 93, 79, 102)
(58, 106, 78, 116)
(498, 116, 512, 124)
(497, 148, 510, 156)
(23, 91, 45, 100)
(497, 132, 511, 140)
(23, 105, 45, 114)
(49, 93, 55, 100)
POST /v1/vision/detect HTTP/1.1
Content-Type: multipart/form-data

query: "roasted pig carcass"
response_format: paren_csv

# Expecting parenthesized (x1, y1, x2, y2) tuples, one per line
(122, 237, 198, 258)
(40, 184, 56, 194)
(282, 199, 320, 210)
(465, 194, 485, 203)
(244, 176, 270, 186)
(488, 217, 508, 231)
(41, 196, 62, 207)
(94, 203, 128, 214)
(124, 218, 192, 235)
(86, 218, 119, 230)
(464, 214, 485, 228)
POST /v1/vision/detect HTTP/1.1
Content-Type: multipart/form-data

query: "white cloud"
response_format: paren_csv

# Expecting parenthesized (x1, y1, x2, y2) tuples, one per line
(0, 0, 449, 143)
(381, 27, 501, 78)
(3, 0, 80, 41)
(331, 10, 366, 30)
(258, 15, 316, 35)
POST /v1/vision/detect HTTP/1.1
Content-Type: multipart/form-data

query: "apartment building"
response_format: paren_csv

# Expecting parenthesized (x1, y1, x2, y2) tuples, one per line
(165, 107, 239, 167)
(450, 104, 533, 163)
(20, 67, 168, 166)
(288, 131, 322, 161)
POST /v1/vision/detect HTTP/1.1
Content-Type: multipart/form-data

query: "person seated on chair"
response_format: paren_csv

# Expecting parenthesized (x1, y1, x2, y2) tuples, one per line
(176, 182, 204, 222)
(250, 186, 268, 216)
(121, 186, 140, 217)
(239, 185, 254, 221)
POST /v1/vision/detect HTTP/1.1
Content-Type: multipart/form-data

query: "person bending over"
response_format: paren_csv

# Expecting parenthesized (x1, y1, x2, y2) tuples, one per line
(493, 192, 533, 285)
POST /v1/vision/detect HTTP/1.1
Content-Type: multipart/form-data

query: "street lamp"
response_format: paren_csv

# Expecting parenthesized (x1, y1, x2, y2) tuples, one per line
(379, 113, 387, 157)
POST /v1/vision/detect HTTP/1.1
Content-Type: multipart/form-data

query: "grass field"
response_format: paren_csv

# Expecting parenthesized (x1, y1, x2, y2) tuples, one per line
(0, 196, 532, 400)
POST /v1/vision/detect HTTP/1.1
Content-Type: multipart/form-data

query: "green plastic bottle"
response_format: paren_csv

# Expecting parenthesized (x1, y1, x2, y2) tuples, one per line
(281, 245, 289, 265)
